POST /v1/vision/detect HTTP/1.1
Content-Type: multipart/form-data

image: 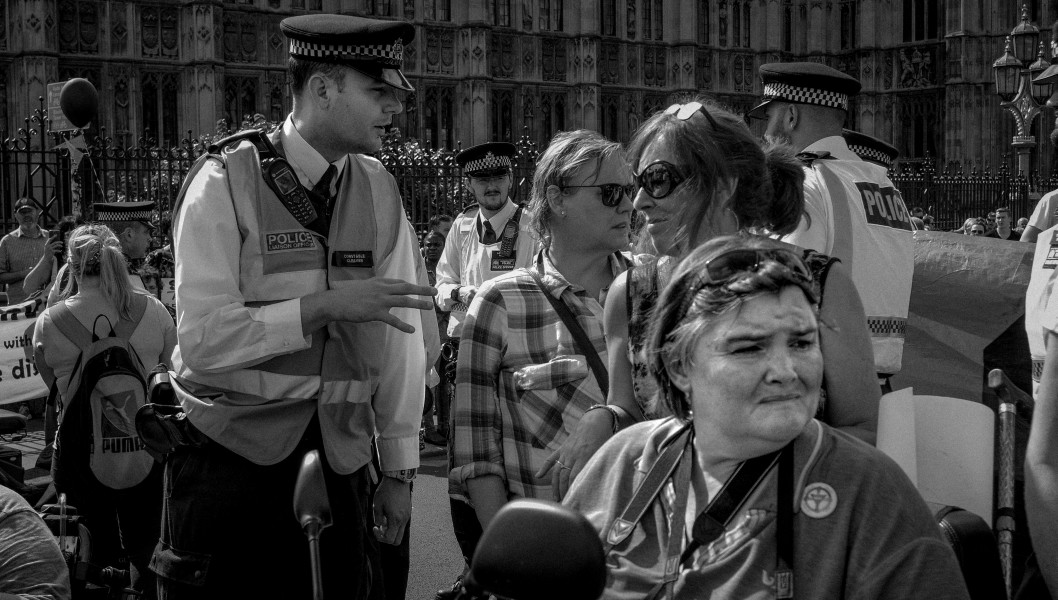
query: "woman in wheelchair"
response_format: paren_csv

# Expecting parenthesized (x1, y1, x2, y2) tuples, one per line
(564, 236, 971, 599)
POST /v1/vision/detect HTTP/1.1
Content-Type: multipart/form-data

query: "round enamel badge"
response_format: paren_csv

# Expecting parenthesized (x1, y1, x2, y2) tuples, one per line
(801, 482, 837, 519)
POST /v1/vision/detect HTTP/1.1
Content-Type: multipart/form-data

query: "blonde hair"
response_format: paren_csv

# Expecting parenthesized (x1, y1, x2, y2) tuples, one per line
(62, 224, 136, 319)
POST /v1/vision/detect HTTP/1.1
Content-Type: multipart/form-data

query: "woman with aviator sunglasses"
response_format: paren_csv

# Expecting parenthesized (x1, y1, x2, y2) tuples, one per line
(540, 98, 880, 499)
(449, 130, 637, 530)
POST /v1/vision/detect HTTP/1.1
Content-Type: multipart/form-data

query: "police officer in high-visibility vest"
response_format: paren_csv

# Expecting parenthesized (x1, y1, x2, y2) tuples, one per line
(748, 62, 914, 388)
(432, 141, 539, 600)
(157, 15, 437, 600)
(434, 142, 539, 339)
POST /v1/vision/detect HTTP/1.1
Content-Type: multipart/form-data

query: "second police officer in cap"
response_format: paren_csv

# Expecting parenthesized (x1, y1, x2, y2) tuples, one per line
(154, 14, 437, 600)
(431, 141, 539, 599)
(434, 142, 539, 339)
(748, 61, 913, 393)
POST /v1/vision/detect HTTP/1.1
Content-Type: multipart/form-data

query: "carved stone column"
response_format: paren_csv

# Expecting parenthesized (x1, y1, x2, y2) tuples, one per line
(186, 2, 222, 133)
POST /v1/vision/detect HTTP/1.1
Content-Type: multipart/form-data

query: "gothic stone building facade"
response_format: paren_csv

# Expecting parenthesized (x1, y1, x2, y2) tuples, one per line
(3, 0, 1057, 171)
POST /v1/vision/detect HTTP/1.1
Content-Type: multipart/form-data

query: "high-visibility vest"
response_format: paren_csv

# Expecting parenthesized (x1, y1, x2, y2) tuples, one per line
(170, 133, 418, 472)
(812, 158, 913, 376)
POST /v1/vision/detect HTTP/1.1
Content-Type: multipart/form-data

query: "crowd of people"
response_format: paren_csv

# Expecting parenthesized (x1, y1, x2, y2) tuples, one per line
(0, 11, 1056, 600)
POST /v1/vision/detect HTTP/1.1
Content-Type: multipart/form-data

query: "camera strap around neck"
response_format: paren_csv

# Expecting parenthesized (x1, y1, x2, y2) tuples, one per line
(604, 424, 794, 600)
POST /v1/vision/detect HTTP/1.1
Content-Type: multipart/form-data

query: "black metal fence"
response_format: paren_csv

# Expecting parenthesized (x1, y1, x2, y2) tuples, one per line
(0, 106, 541, 236)
(0, 102, 1054, 237)
(891, 157, 1058, 231)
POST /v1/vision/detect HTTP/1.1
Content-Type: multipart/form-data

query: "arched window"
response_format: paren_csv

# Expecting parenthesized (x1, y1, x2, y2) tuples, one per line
(601, 0, 617, 36)
(697, 1, 709, 44)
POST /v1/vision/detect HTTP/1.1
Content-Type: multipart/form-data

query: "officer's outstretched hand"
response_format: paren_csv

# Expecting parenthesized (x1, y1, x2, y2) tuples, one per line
(303, 278, 436, 334)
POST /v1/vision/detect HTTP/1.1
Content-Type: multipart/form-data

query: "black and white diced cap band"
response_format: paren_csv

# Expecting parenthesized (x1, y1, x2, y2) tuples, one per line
(848, 144, 892, 167)
(96, 208, 154, 221)
(763, 83, 849, 111)
(465, 152, 512, 174)
(289, 38, 404, 66)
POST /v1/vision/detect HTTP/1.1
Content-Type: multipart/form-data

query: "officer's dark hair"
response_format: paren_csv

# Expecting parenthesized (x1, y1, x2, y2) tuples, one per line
(288, 57, 347, 94)
(627, 97, 805, 251)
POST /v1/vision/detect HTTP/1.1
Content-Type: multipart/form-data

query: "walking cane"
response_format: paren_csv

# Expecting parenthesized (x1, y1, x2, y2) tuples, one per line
(988, 369, 1036, 599)
(294, 450, 332, 600)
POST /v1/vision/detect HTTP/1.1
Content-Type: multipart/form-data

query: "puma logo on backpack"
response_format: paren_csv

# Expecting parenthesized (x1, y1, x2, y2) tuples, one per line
(50, 295, 155, 491)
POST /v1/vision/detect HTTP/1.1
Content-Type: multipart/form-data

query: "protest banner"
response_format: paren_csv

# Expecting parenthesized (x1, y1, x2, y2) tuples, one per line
(0, 298, 47, 406)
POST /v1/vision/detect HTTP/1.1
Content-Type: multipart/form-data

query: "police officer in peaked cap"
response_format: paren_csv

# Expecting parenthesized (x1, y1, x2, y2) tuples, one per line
(431, 139, 539, 600)
(749, 61, 913, 392)
(156, 14, 437, 600)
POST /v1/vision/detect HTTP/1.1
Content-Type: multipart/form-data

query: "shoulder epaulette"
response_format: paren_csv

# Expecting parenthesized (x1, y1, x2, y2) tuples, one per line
(459, 202, 480, 217)
(208, 129, 268, 154)
(796, 151, 833, 166)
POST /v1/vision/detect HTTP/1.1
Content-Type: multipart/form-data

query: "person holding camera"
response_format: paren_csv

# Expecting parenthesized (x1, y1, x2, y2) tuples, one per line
(0, 197, 49, 305)
(23, 215, 82, 303)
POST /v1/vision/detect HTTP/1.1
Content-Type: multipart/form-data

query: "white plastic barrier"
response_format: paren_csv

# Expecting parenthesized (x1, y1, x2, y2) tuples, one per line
(876, 387, 995, 522)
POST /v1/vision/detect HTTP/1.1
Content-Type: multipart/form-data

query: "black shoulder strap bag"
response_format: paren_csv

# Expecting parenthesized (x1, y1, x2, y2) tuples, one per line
(602, 423, 795, 600)
(526, 266, 609, 398)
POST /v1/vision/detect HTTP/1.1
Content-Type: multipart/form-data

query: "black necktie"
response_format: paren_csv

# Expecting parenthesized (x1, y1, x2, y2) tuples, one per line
(482, 220, 498, 245)
(306, 165, 337, 236)
(313, 164, 337, 203)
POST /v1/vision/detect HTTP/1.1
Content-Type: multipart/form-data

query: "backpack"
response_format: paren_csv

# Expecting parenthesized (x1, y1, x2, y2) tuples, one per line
(49, 294, 155, 491)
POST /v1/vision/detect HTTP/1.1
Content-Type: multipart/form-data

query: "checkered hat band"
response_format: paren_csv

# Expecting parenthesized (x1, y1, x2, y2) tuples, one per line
(849, 144, 891, 166)
(465, 155, 512, 173)
(763, 83, 848, 111)
(97, 209, 153, 221)
(290, 39, 403, 66)
(868, 317, 906, 338)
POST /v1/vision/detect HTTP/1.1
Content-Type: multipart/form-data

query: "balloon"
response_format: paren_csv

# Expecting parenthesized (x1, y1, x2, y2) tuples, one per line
(59, 78, 98, 128)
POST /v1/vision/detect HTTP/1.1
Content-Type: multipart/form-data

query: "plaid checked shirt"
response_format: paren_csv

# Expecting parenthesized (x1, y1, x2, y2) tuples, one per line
(450, 250, 631, 501)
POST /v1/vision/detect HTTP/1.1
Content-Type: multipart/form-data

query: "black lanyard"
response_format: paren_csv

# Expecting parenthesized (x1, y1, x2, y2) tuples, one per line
(477, 205, 522, 258)
(604, 424, 796, 600)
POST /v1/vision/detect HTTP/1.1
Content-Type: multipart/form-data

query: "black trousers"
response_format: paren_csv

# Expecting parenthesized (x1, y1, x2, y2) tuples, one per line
(151, 420, 384, 600)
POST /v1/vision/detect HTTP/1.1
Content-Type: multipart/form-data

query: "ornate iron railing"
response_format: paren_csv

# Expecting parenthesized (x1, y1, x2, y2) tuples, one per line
(0, 101, 1052, 238)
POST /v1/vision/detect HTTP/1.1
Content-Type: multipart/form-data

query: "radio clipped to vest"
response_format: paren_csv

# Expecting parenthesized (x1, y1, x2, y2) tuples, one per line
(208, 130, 318, 227)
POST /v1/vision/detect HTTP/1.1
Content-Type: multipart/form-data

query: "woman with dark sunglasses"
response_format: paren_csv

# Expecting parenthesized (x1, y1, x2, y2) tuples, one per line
(540, 98, 880, 499)
(449, 129, 637, 531)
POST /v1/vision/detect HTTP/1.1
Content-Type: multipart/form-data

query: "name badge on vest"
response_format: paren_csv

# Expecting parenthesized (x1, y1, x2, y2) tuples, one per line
(265, 230, 318, 253)
(1045, 230, 1058, 270)
(333, 251, 374, 268)
(491, 251, 516, 272)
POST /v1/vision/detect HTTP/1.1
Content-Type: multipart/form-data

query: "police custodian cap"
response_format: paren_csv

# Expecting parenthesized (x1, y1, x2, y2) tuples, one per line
(747, 62, 861, 119)
(456, 142, 516, 178)
(281, 15, 415, 92)
(843, 129, 899, 169)
(93, 201, 156, 224)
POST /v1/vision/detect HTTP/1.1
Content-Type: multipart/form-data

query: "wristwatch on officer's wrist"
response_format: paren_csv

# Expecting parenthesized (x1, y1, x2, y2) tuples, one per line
(451, 287, 461, 302)
(382, 468, 416, 483)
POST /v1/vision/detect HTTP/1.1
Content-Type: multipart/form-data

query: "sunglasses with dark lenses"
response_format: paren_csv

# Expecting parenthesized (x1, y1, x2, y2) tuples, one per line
(634, 161, 687, 199)
(561, 183, 636, 207)
(703, 248, 812, 285)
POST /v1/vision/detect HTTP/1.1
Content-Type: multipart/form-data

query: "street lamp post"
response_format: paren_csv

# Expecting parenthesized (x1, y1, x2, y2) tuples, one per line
(992, 5, 1054, 178)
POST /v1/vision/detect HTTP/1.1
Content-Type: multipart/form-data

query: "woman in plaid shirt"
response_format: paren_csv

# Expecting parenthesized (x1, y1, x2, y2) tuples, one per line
(449, 129, 636, 529)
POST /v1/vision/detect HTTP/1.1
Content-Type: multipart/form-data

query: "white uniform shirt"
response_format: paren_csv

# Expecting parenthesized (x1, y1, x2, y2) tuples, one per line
(171, 117, 425, 471)
(783, 136, 914, 376)
(434, 199, 539, 337)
